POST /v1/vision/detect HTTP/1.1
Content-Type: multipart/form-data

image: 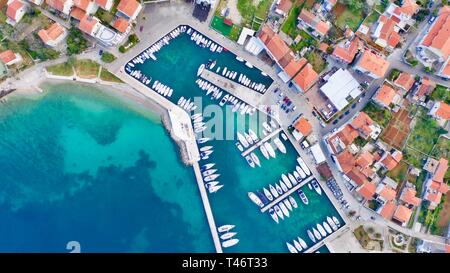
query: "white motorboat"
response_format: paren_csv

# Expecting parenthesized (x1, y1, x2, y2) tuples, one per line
(296, 166, 306, 179)
(226, 71, 230, 78)
(248, 192, 264, 208)
(222, 239, 239, 248)
(220, 232, 236, 240)
(245, 61, 253, 68)
(308, 183, 313, 190)
(197, 64, 205, 76)
(289, 196, 298, 208)
(262, 122, 272, 133)
(269, 208, 279, 223)
(264, 142, 276, 158)
(209, 184, 223, 193)
(323, 222, 332, 234)
(279, 202, 290, 217)
(281, 174, 292, 188)
(244, 132, 254, 145)
(297, 157, 311, 176)
(263, 188, 273, 201)
(215, 91, 223, 100)
(232, 102, 241, 112)
(204, 174, 220, 182)
(235, 142, 244, 152)
(288, 173, 297, 186)
(297, 190, 309, 205)
(293, 171, 302, 182)
(286, 242, 298, 253)
(201, 163, 215, 171)
(259, 145, 270, 160)
(293, 240, 302, 252)
(248, 129, 258, 142)
(307, 230, 316, 243)
(279, 180, 288, 192)
(219, 94, 229, 106)
(245, 155, 255, 168)
(222, 67, 227, 76)
(317, 224, 326, 237)
(269, 185, 279, 198)
(332, 216, 341, 227)
(202, 169, 217, 176)
(312, 180, 322, 195)
(270, 120, 277, 128)
(197, 137, 209, 144)
(200, 145, 212, 152)
(298, 237, 307, 249)
(283, 199, 292, 211)
(273, 138, 286, 154)
(313, 228, 322, 240)
(251, 153, 261, 167)
(275, 183, 283, 195)
(237, 132, 249, 148)
(327, 217, 338, 231)
(236, 56, 244, 62)
(240, 104, 248, 115)
(274, 205, 283, 220)
(205, 181, 219, 189)
(218, 225, 235, 233)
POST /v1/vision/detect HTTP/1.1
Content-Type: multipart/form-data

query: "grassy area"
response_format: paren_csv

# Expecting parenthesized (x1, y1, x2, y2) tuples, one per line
(305, 50, 327, 72)
(431, 137, 450, 179)
(281, 2, 303, 38)
(430, 85, 450, 104)
(388, 68, 401, 81)
(74, 59, 100, 79)
(95, 8, 115, 25)
(362, 102, 392, 128)
(100, 68, 122, 83)
(46, 63, 74, 76)
(237, 0, 272, 27)
(229, 25, 242, 41)
(413, 170, 427, 197)
(335, 8, 364, 30)
(353, 226, 370, 248)
(364, 10, 381, 25)
(387, 161, 409, 183)
(404, 146, 427, 168)
(119, 34, 139, 53)
(210, 16, 242, 41)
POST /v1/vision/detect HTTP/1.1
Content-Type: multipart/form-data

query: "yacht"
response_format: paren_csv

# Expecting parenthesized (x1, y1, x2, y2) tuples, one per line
(307, 230, 316, 243)
(232, 102, 241, 112)
(288, 173, 297, 186)
(312, 180, 322, 195)
(273, 138, 286, 153)
(248, 192, 264, 208)
(264, 142, 276, 158)
(237, 132, 249, 148)
(297, 190, 309, 205)
(269, 208, 279, 223)
(308, 183, 313, 190)
(275, 183, 283, 195)
(296, 166, 306, 179)
(201, 163, 215, 171)
(244, 132, 254, 145)
(293, 240, 302, 252)
(279, 202, 290, 217)
(218, 225, 235, 233)
(208, 184, 223, 193)
(220, 232, 236, 240)
(248, 129, 258, 142)
(262, 122, 272, 133)
(286, 242, 298, 253)
(323, 222, 332, 234)
(297, 157, 311, 176)
(245, 155, 255, 168)
(222, 239, 239, 248)
(316, 224, 326, 237)
(293, 171, 302, 182)
(251, 153, 261, 167)
(283, 199, 292, 211)
(197, 137, 209, 144)
(274, 205, 284, 220)
(205, 181, 219, 189)
(332, 216, 341, 227)
(298, 237, 307, 249)
(313, 227, 322, 240)
(270, 120, 277, 128)
(289, 196, 298, 209)
(200, 146, 213, 152)
(259, 145, 270, 160)
(204, 174, 220, 182)
(282, 174, 292, 188)
(202, 169, 217, 176)
(263, 188, 273, 201)
(269, 185, 279, 198)
(236, 56, 244, 62)
(327, 217, 338, 231)
(197, 64, 205, 76)
(219, 94, 229, 106)
(279, 180, 288, 192)
(235, 142, 244, 152)
(222, 67, 227, 76)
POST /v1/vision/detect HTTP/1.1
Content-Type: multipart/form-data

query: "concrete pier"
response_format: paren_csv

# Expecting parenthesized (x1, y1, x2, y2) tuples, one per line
(241, 128, 282, 157)
(260, 176, 315, 213)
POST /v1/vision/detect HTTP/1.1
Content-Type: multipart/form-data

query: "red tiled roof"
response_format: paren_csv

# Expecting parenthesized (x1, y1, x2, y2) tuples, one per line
(348, 167, 369, 186)
(319, 42, 329, 53)
(293, 63, 318, 91)
(379, 200, 396, 220)
(433, 158, 448, 183)
(377, 184, 396, 202)
(0, 50, 17, 64)
(351, 111, 374, 137)
(356, 151, 374, 169)
(332, 38, 359, 63)
(421, 6, 450, 60)
(393, 205, 413, 223)
(112, 17, 129, 33)
(400, 188, 421, 207)
(381, 151, 402, 171)
(38, 23, 66, 44)
(394, 72, 415, 91)
(95, 0, 110, 9)
(415, 77, 435, 99)
(434, 102, 450, 120)
(357, 182, 376, 200)
(6, 0, 24, 21)
(74, 0, 91, 10)
(70, 7, 87, 20)
(117, 0, 141, 18)
(375, 84, 398, 107)
(356, 50, 390, 78)
(46, 0, 67, 12)
(336, 150, 356, 174)
(266, 34, 291, 62)
(294, 116, 312, 136)
(78, 15, 99, 35)
(283, 57, 307, 78)
(276, 0, 292, 14)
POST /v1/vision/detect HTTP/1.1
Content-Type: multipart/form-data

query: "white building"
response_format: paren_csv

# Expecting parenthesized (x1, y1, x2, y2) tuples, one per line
(320, 68, 362, 112)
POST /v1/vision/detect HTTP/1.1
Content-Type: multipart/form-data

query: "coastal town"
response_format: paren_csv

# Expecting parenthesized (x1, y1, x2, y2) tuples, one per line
(0, 0, 449, 254)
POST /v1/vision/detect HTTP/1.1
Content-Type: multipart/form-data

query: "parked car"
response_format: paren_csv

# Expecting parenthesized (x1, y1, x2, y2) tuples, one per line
(429, 16, 436, 24)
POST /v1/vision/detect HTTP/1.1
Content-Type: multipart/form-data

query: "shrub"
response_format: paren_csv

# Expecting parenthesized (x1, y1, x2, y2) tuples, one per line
(119, 46, 126, 53)
(101, 52, 116, 63)
(67, 27, 88, 55)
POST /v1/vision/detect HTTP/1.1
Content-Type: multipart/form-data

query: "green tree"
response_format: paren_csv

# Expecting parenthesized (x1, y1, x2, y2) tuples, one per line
(101, 52, 116, 63)
(66, 27, 88, 55)
(343, 0, 364, 12)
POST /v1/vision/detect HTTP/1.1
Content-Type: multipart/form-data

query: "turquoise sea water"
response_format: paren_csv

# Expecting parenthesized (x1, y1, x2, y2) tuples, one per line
(0, 83, 214, 252)
(130, 25, 344, 252)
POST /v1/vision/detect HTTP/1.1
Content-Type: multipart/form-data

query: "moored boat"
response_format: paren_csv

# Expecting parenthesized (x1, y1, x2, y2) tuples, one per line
(283, 198, 293, 211)
(220, 232, 236, 240)
(282, 174, 292, 188)
(298, 190, 309, 205)
(296, 166, 306, 179)
(307, 230, 316, 243)
(293, 240, 302, 252)
(286, 242, 298, 253)
(273, 138, 286, 154)
(323, 222, 332, 234)
(288, 173, 298, 186)
(218, 225, 235, 233)
(275, 183, 283, 195)
(269, 185, 279, 198)
(279, 202, 290, 217)
(264, 142, 276, 158)
(222, 238, 239, 248)
(260, 145, 270, 160)
(313, 228, 322, 240)
(279, 180, 288, 192)
(317, 224, 326, 237)
(312, 180, 322, 195)
(298, 237, 308, 249)
(274, 205, 283, 219)
(289, 196, 298, 208)
(327, 217, 338, 231)
(251, 152, 260, 167)
(263, 188, 273, 201)
(297, 157, 311, 176)
(245, 155, 255, 168)
(248, 192, 264, 208)
(332, 216, 341, 227)
(269, 208, 279, 223)
(237, 132, 249, 148)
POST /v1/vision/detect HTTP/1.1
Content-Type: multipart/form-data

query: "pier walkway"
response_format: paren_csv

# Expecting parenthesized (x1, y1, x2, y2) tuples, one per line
(241, 128, 282, 157)
(260, 175, 315, 213)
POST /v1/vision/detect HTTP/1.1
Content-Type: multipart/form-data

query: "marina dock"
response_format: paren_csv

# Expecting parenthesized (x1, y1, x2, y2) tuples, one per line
(241, 128, 282, 157)
(260, 175, 315, 213)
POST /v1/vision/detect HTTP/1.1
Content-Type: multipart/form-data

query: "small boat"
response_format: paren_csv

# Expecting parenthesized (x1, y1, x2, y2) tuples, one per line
(251, 153, 261, 167)
(236, 56, 244, 62)
(275, 183, 283, 195)
(274, 205, 284, 219)
(202, 169, 217, 176)
(288, 173, 297, 186)
(220, 232, 236, 240)
(260, 145, 270, 160)
(209, 60, 217, 69)
(317, 224, 326, 237)
(208, 184, 224, 193)
(245, 61, 253, 68)
(283, 199, 292, 211)
(323, 222, 332, 234)
(248, 192, 264, 208)
(312, 180, 322, 195)
(262, 122, 272, 133)
(296, 166, 306, 179)
(327, 217, 338, 231)
(281, 132, 288, 141)
(297, 190, 309, 205)
(222, 239, 239, 248)
(232, 102, 241, 112)
(205, 182, 219, 190)
(293, 240, 302, 252)
(298, 237, 308, 249)
(244, 132, 254, 145)
(248, 129, 258, 142)
(279, 202, 290, 217)
(269, 185, 279, 198)
(293, 171, 302, 182)
(281, 174, 292, 188)
(288, 196, 298, 208)
(270, 120, 277, 128)
(235, 142, 244, 152)
(332, 216, 341, 227)
(307, 230, 316, 243)
(192, 113, 202, 120)
(202, 163, 215, 171)
(237, 132, 249, 148)
(273, 138, 286, 154)
(263, 188, 273, 201)
(269, 208, 279, 223)
(197, 137, 209, 144)
(219, 94, 229, 106)
(308, 183, 313, 190)
(279, 180, 288, 192)
(286, 242, 298, 253)
(245, 155, 255, 168)
(218, 225, 235, 233)
(197, 64, 205, 76)
(222, 67, 227, 76)
(297, 157, 311, 176)
(264, 142, 276, 158)
(200, 146, 213, 152)
(205, 174, 220, 182)
(313, 228, 322, 240)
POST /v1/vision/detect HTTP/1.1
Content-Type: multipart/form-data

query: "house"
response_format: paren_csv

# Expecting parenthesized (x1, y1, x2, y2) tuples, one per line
(112, 17, 130, 34)
(27, 0, 44, 5)
(416, 6, 450, 79)
(393, 72, 415, 92)
(73, 0, 97, 14)
(377, 200, 396, 220)
(279, 56, 307, 83)
(45, 0, 74, 15)
(384, 0, 418, 29)
(38, 22, 67, 47)
(297, 9, 331, 38)
(393, 204, 413, 226)
(424, 158, 449, 210)
(293, 116, 312, 139)
(412, 77, 435, 102)
(353, 50, 390, 79)
(78, 15, 101, 36)
(380, 149, 402, 171)
(95, 0, 112, 11)
(117, 0, 142, 21)
(6, 0, 27, 26)
(400, 187, 421, 207)
(0, 50, 23, 66)
(375, 183, 397, 204)
(372, 15, 401, 50)
(258, 25, 291, 63)
(332, 37, 360, 64)
(373, 84, 401, 108)
(357, 181, 377, 201)
(429, 101, 450, 125)
(335, 149, 356, 174)
(322, 0, 336, 12)
(326, 125, 359, 154)
(320, 68, 361, 112)
(292, 63, 318, 92)
(350, 111, 382, 140)
(274, 0, 292, 17)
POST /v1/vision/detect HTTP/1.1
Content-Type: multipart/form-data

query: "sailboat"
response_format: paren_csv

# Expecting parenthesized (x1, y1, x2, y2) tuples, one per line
(274, 205, 283, 220)
(263, 188, 273, 201)
(269, 208, 279, 223)
(237, 132, 249, 148)
(307, 230, 316, 243)
(260, 145, 270, 160)
(218, 225, 235, 233)
(251, 153, 261, 167)
(282, 174, 292, 188)
(273, 138, 286, 153)
(269, 185, 279, 198)
(222, 239, 239, 248)
(286, 242, 298, 253)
